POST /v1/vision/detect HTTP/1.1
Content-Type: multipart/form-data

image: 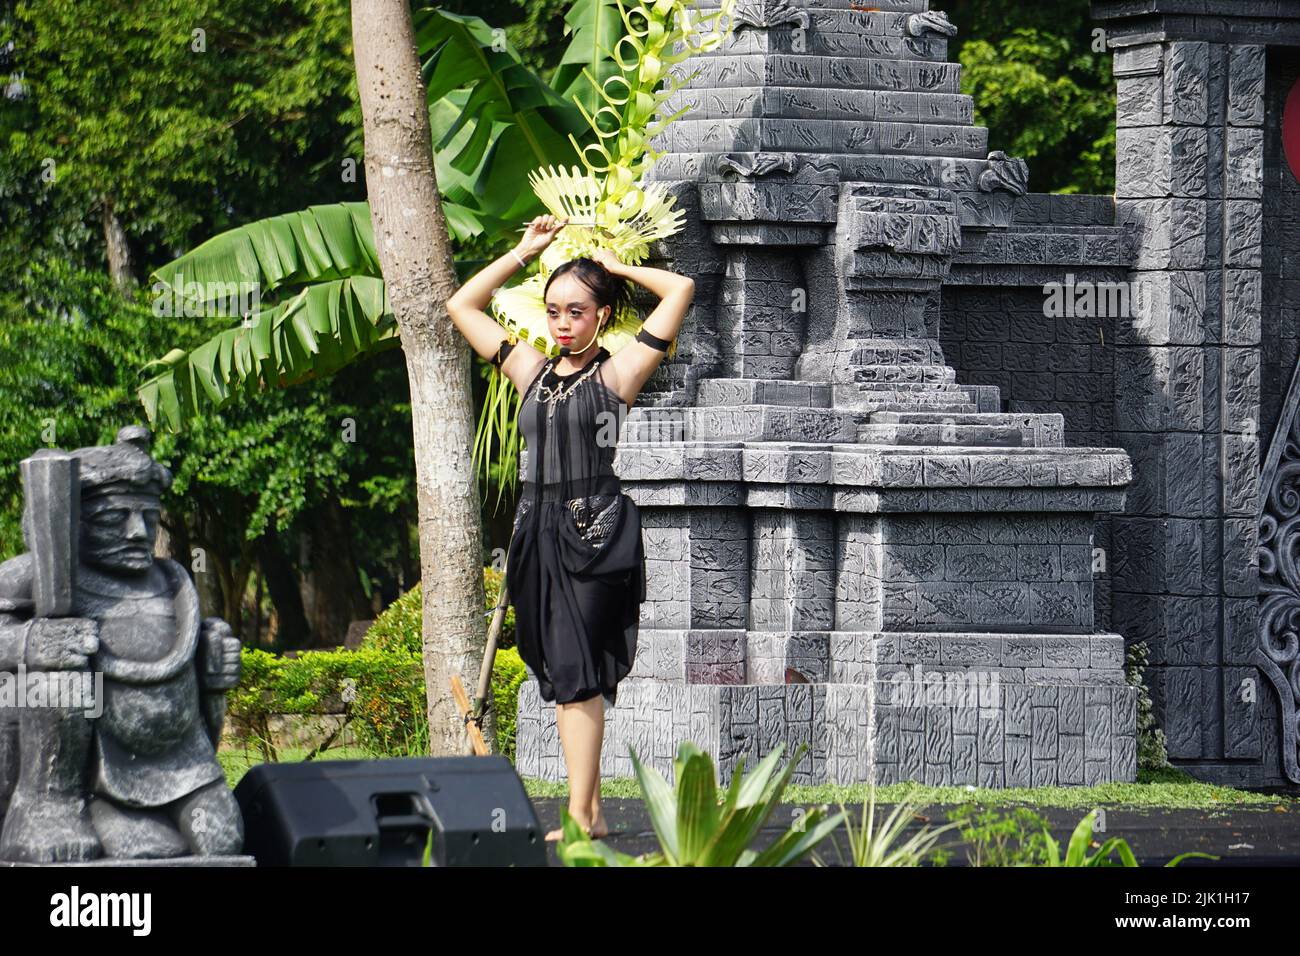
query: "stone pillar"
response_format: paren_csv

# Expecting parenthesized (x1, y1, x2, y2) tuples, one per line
(1110, 40, 1266, 768)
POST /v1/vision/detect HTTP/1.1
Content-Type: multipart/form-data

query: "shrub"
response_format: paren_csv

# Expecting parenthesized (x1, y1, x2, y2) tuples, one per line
(364, 568, 514, 654)
(558, 741, 844, 866)
(228, 574, 526, 760)
(226, 645, 421, 760)
(493, 646, 527, 763)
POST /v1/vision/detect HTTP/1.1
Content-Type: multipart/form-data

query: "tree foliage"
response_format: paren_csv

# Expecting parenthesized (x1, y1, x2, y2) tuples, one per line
(949, 0, 1116, 194)
(0, 260, 416, 644)
(1, 0, 359, 284)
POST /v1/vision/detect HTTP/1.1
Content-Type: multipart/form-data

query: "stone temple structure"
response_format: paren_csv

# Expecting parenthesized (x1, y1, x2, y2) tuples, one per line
(517, 0, 1300, 789)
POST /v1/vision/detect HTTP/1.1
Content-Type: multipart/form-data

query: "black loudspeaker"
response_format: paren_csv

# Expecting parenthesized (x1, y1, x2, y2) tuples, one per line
(233, 756, 548, 867)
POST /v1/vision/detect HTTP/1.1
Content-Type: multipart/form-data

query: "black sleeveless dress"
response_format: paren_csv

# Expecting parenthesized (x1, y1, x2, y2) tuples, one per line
(506, 346, 645, 706)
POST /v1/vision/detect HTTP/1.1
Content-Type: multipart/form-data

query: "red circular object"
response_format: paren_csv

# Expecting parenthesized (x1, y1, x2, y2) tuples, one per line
(1286, 77, 1300, 182)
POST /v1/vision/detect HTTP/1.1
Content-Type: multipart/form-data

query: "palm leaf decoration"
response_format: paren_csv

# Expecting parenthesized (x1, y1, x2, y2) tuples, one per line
(484, 166, 686, 369)
(473, 0, 735, 503)
(479, 1, 736, 501)
(484, 0, 735, 366)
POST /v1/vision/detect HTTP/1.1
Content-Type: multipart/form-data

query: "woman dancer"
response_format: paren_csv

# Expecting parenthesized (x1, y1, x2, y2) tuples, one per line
(447, 214, 694, 840)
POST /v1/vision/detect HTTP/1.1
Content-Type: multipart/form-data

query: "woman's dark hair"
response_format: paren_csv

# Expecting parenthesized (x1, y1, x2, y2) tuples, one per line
(543, 257, 635, 330)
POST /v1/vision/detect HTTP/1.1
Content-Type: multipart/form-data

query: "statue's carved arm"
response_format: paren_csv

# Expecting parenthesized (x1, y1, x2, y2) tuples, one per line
(197, 617, 241, 748)
(0, 613, 30, 672)
(0, 558, 97, 672)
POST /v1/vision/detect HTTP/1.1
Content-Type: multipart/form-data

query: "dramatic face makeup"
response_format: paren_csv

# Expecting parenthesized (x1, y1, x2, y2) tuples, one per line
(545, 274, 609, 349)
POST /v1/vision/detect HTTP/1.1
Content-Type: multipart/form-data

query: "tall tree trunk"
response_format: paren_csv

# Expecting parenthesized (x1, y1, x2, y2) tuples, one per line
(300, 500, 371, 648)
(352, 0, 486, 755)
(101, 198, 135, 294)
(256, 533, 312, 650)
(398, 502, 417, 592)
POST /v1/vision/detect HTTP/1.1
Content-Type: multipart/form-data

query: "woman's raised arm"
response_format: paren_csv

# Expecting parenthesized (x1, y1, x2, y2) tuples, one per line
(596, 250, 695, 407)
(446, 216, 564, 393)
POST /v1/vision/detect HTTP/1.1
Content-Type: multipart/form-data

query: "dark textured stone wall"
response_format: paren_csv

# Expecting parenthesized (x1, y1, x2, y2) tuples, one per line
(1261, 54, 1300, 441)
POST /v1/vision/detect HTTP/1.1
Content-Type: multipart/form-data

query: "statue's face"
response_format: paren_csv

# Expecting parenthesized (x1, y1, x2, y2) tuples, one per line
(80, 492, 160, 575)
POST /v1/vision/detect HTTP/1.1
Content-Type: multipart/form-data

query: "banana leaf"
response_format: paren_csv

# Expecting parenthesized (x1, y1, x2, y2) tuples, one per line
(139, 276, 396, 431)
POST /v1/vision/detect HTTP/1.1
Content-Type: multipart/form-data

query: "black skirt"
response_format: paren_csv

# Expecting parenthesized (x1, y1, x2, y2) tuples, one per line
(506, 476, 645, 706)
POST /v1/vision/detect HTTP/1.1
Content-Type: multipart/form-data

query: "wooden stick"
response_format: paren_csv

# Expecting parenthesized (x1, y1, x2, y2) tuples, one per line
(451, 674, 488, 756)
(452, 559, 511, 757)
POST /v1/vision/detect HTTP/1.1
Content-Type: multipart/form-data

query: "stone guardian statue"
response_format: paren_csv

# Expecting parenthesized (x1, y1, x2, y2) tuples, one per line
(0, 425, 243, 862)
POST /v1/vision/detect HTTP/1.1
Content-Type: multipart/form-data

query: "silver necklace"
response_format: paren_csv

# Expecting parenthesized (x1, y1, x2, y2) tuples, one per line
(537, 357, 602, 416)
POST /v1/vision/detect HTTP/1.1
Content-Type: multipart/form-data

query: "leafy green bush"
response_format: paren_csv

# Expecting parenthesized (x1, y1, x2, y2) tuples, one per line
(493, 646, 528, 763)
(942, 805, 1059, 866)
(229, 573, 526, 760)
(365, 568, 514, 652)
(227, 645, 423, 760)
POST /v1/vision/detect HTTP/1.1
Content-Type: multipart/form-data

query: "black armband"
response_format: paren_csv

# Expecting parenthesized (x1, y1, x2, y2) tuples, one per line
(635, 327, 673, 352)
(491, 337, 516, 368)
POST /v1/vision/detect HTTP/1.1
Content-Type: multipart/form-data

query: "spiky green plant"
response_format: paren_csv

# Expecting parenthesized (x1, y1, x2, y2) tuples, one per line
(827, 787, 962, 867)
(556, 740, 845, 867)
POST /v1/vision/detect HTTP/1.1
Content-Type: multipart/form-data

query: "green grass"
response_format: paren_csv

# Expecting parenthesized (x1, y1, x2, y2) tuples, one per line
(521, 765, 1298, 811)
(219, 745, 371, 790)
(221, 744, 1296, 812)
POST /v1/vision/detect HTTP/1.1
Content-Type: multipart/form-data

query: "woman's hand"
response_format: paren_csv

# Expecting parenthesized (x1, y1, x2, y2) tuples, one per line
(590, 248, 625, 276)
(516, 214, 568, 261)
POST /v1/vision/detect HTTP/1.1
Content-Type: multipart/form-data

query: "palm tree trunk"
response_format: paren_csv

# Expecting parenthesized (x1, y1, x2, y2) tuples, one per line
(352, 0, 486, 756)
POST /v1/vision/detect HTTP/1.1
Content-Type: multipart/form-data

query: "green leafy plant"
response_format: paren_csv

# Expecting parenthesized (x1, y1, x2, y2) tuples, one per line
(414, 7, 593, 242)
(958, 25, 1115, 194)
(947, 804, 1060, 866)
(132, 3, 595, 435)
(826, 787, 962, 867)
(946, 805, 1219, 867)
(1126, 640, 1171, 772)
(137, 0, 734, 510)
(557, 740, 845, 867)
(225, 645, 421, 761)
(227, 571, 525, 760)
(1040, 809, 1217, 867)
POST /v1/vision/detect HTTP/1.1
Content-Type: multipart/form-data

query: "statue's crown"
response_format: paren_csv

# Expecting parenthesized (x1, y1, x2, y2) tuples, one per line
(30, 425, 173, 498)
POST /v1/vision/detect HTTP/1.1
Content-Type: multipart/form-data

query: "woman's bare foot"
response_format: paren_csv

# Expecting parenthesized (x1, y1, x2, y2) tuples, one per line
(588, 807, 609, 840)
(547, 809, 594, 842)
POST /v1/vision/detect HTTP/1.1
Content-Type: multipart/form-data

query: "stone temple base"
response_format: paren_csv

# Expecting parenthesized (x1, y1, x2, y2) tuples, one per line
(516, 629, 1138, 788)
(2, 855, 256, 867)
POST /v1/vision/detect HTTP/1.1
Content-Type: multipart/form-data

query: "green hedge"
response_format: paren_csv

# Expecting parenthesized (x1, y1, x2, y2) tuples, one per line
(227, 568, 527, 762)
